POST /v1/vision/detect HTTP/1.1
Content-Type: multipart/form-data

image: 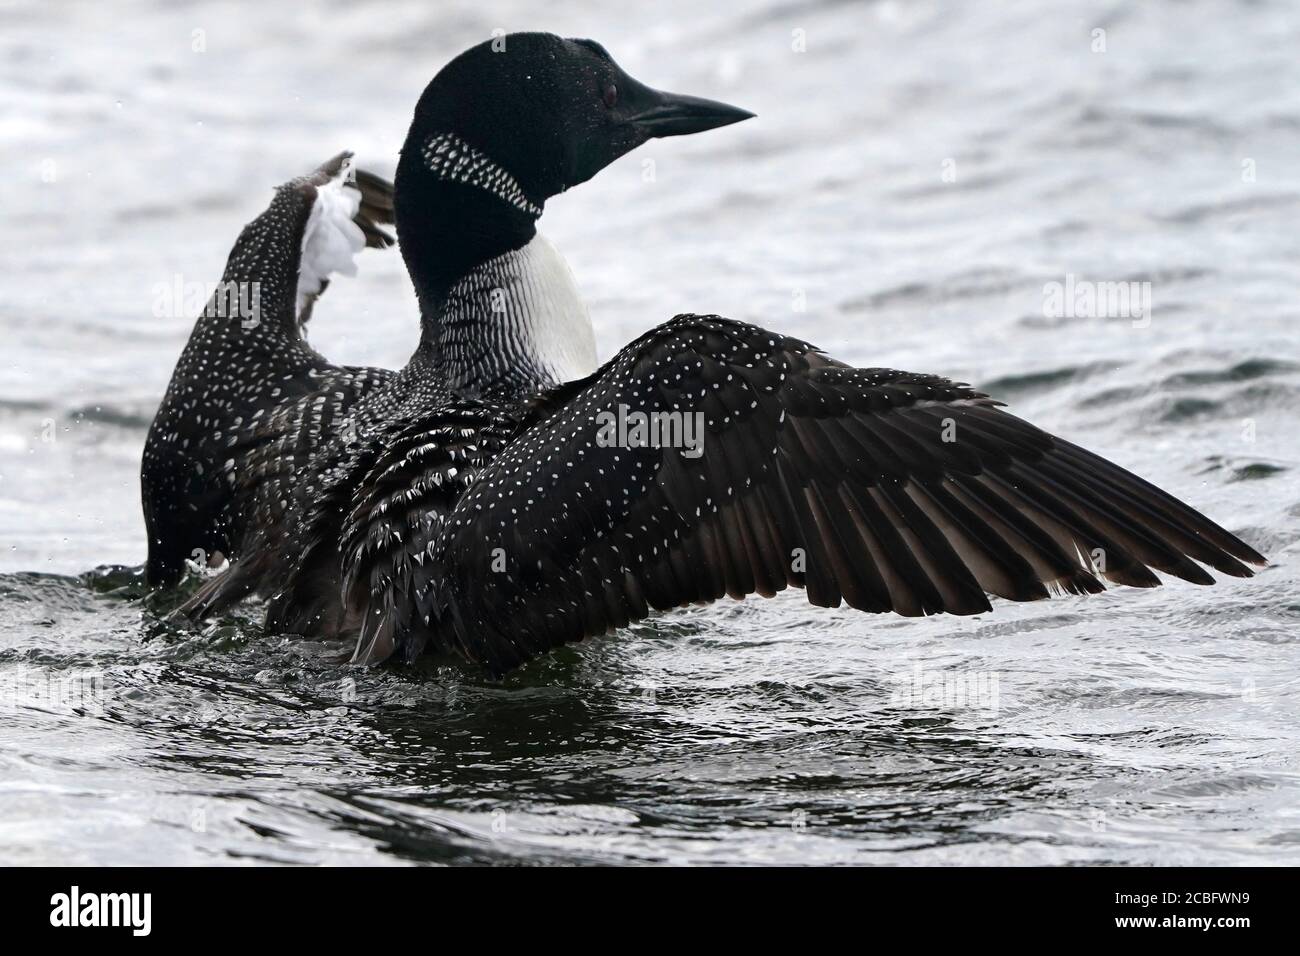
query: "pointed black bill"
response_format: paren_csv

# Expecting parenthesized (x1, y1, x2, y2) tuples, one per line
(626, 89, 755, 138)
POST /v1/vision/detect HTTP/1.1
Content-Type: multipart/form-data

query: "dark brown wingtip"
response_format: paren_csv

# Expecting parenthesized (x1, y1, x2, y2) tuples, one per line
(1236, 542, 1269, 569)
(353, 169, 394, 219)
(303, 154, 396, 249)
(353, 167, 396, 249)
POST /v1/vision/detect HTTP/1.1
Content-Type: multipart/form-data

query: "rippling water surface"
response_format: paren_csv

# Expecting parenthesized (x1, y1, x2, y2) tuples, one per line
(1, 0, 1298, 865)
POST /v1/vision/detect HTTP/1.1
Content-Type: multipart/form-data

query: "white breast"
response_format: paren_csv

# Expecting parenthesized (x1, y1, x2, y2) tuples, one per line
(505, 233, 598, 383)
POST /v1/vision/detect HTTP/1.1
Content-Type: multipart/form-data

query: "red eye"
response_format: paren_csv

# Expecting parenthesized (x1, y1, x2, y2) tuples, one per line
(602, 83, 618, 109)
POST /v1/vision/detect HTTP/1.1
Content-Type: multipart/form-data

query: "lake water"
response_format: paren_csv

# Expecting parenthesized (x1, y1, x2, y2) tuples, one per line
(1, 0, 1297, 864)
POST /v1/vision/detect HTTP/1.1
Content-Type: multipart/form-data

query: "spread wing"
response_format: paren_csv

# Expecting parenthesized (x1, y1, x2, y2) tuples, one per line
(250, 398, 529, 658)
(162, 153, 396, 604)
(332, 404, 523, 663)
(420, 314, 1264, 674)
(169, 360, 396, 620)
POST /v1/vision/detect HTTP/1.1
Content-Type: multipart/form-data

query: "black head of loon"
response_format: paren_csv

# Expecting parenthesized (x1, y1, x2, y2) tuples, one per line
(393, 32, 754, 304)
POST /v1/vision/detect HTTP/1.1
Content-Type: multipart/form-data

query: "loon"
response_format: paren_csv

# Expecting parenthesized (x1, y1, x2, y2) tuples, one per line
(174, 34, 1265, 675)
(142, 33, 751, 594)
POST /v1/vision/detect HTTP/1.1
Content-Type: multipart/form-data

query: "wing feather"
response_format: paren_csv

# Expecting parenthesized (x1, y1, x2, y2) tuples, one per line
(339, 315, 1264, 673)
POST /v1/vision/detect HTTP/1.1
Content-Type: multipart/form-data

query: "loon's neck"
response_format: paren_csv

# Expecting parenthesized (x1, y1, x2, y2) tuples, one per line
(395, 134, 596, 398)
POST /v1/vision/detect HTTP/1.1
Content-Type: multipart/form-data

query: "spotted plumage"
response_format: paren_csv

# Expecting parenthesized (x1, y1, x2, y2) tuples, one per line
(285, 315, 1263, 674)
(140, 152, 396, 587)
(154, 34, 1264, 677)
(162, 32, 752, 615)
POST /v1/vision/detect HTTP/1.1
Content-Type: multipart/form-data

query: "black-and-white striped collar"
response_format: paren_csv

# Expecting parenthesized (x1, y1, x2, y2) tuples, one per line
(421, 133, 543, 218)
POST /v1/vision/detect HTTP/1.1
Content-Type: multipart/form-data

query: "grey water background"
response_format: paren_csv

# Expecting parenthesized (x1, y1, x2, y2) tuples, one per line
(1, 0, 1298, 865)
